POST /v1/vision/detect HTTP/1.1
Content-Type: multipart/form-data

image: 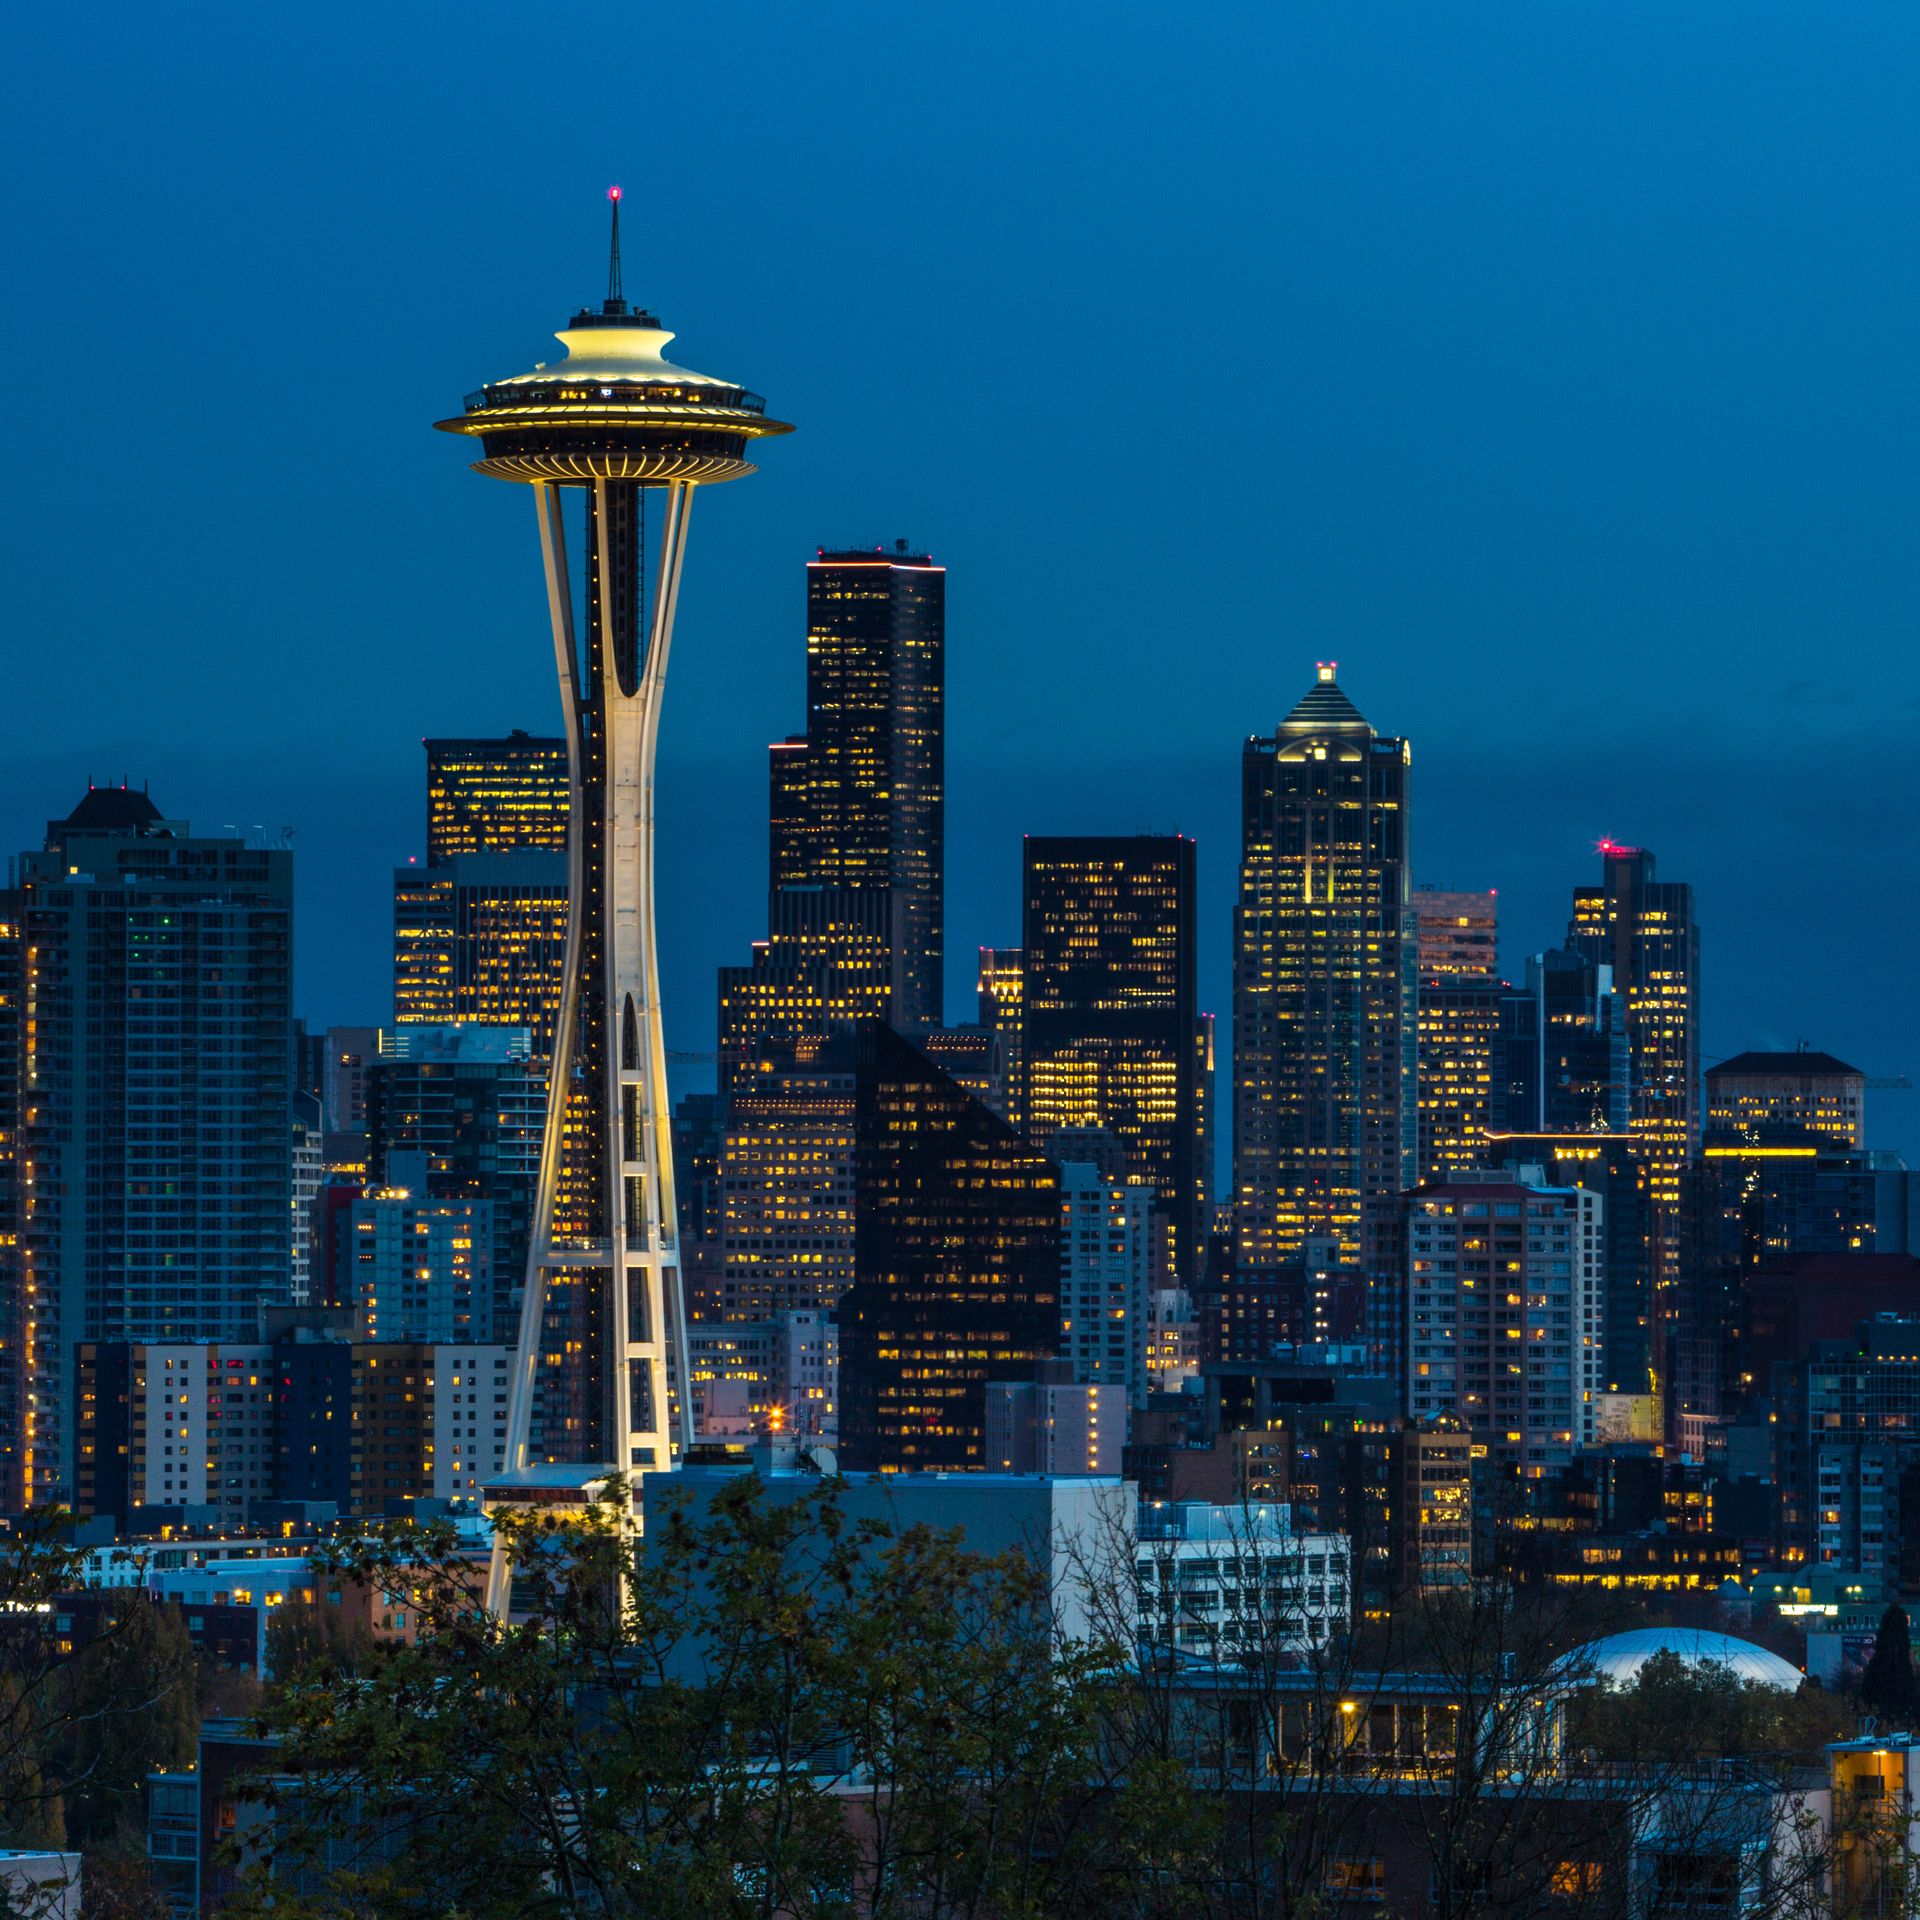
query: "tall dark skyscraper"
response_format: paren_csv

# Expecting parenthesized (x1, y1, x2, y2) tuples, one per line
(1020, 835, 1207, 1280)
(839, 1025, 1059, 1473)
(1565, 843, 1699, 1392)
(15, 789, 293, 1505)
(768, 544, 945, 1027)
(1232, 666, 1415, 1268)
(1501, 947, 1630, 1137)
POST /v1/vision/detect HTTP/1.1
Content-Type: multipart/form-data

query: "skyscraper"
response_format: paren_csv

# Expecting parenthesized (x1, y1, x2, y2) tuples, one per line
(365, 1024, 544, 1341)
(977, 947, 1025, 1127)
(715, 890, 895, 1095)
(1706, 1047, 1865, 1148)
(718, 1041, 856, 1322)
(1233, 665, 1415, 1269)
(839, 1025, 1060, 1473)
(434, 195, 790, 1594)
(1565, 843, 1700, 1379)
(1500, 948, 1630, 1137)
(395, 733, 570, 1053)
(1021, 836, 1207, 1279)
(1412, 888, 1503, 1183)
(1400, 1168, 1603, 1479)
(16, 788, 294, 1505)
(768, 544, 945, 1028)
(424, 732, 567, 862)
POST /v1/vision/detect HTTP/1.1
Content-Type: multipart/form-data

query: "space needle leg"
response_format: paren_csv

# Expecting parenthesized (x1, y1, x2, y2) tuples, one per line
(485, 480, 589, 1620)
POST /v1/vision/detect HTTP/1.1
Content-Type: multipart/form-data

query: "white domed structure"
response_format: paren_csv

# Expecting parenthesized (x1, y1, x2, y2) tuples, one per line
(1566, 1627, 1802, 1692)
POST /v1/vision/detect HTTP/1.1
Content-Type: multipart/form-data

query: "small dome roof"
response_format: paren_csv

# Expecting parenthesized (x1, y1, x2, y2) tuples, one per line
(1567, 1627, 1802, 1692)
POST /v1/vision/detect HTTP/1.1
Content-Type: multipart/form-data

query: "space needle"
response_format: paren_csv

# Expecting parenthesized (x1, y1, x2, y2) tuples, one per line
(437, 191, 791, 1611)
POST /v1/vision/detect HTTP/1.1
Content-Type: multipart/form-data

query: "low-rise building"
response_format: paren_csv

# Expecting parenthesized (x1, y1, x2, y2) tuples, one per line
(1136, 1500, 1350, 1661)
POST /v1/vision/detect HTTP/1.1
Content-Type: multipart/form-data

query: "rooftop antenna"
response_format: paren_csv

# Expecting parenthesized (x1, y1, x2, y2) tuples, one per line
(606, 185, 624, 309)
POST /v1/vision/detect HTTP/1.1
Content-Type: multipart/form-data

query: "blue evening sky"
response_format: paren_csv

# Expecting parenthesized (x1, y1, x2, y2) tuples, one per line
(4, 2, 1917, 1157)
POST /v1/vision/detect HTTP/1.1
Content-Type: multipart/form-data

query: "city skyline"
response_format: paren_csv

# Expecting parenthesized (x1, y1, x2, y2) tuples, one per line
(5, 4, 1917, 1166)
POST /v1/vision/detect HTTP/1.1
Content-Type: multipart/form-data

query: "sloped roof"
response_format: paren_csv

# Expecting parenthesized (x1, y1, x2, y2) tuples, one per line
(59, 786, 164, 834)
(1710, 1050, 1862, 1079)
(1280, 668, 1372, 735)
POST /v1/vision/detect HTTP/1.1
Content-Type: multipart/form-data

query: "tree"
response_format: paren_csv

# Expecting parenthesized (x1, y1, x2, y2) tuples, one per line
(224, 1475, 1128, 1920)
(1857, 1604, 1920, 1729)
(57, 1597, 199, 1852)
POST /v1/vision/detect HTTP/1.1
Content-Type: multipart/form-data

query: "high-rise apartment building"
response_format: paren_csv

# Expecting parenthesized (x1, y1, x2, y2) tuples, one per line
(1565, 844, 1699, 1295)
(346, 1190, 491, 1344)
(1233, 666, 1415, 1268)
(839, 1025, 1060, 1473)
(18, 789, 294, 1506)
(365, 1024, 543, 1341)
(1412, 888, 1502, 1183)
(1055, 1157, 1153, 1407)
(1776, 1318, 1920, 1579)
(769, 544, 945, 1027)
(423, 732, 567, 862)
(1707, 1047, 1865, 1148)
(1484, 1131, 1652, 1396)
(1400, 1169, 1604, 1479)
(1022, 836, 1207, 1277)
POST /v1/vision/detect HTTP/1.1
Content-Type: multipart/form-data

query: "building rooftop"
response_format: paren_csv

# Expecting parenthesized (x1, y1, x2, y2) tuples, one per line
(1709, 1049, 1863, 1079)
(53, 784, 166, 837)
(1563, 1627, 1803, 1692)
(1279, 664, 1372, 736)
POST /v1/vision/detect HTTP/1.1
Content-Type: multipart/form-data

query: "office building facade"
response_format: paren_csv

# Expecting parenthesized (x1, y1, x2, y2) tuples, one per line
(839, 1025, 1060, 1473)
(1233, 666, 1415, 1268)
(1707, 1047, 1865, 1149)
(769, 544, 944, 1029)
(1412, 888, 1502, 1183)
(1022, 836, 1208, 1280)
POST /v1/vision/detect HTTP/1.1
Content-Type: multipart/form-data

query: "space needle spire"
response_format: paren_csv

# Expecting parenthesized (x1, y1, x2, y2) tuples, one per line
(437, 196, 793, 1614)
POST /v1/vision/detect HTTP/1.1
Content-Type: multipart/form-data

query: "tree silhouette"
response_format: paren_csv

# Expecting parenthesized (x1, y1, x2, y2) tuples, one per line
(1859, 1603, 1920, 1727)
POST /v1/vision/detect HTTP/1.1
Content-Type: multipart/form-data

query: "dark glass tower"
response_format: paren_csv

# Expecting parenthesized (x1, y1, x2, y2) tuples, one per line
(1021, 835, 1207, 1281)
(16, 789, 294, 1506)
(769, 544, 945, 1027)
(839, 1025, 1060, 1472)
(1565, 843, 1699, 1398)
(1232, 666, 1415, 1268)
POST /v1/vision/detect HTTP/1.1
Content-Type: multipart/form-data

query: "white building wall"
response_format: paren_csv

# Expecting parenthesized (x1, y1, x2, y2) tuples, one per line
(429, 1347, 511, 1499)
(1136, 1501, 1350, 1659)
